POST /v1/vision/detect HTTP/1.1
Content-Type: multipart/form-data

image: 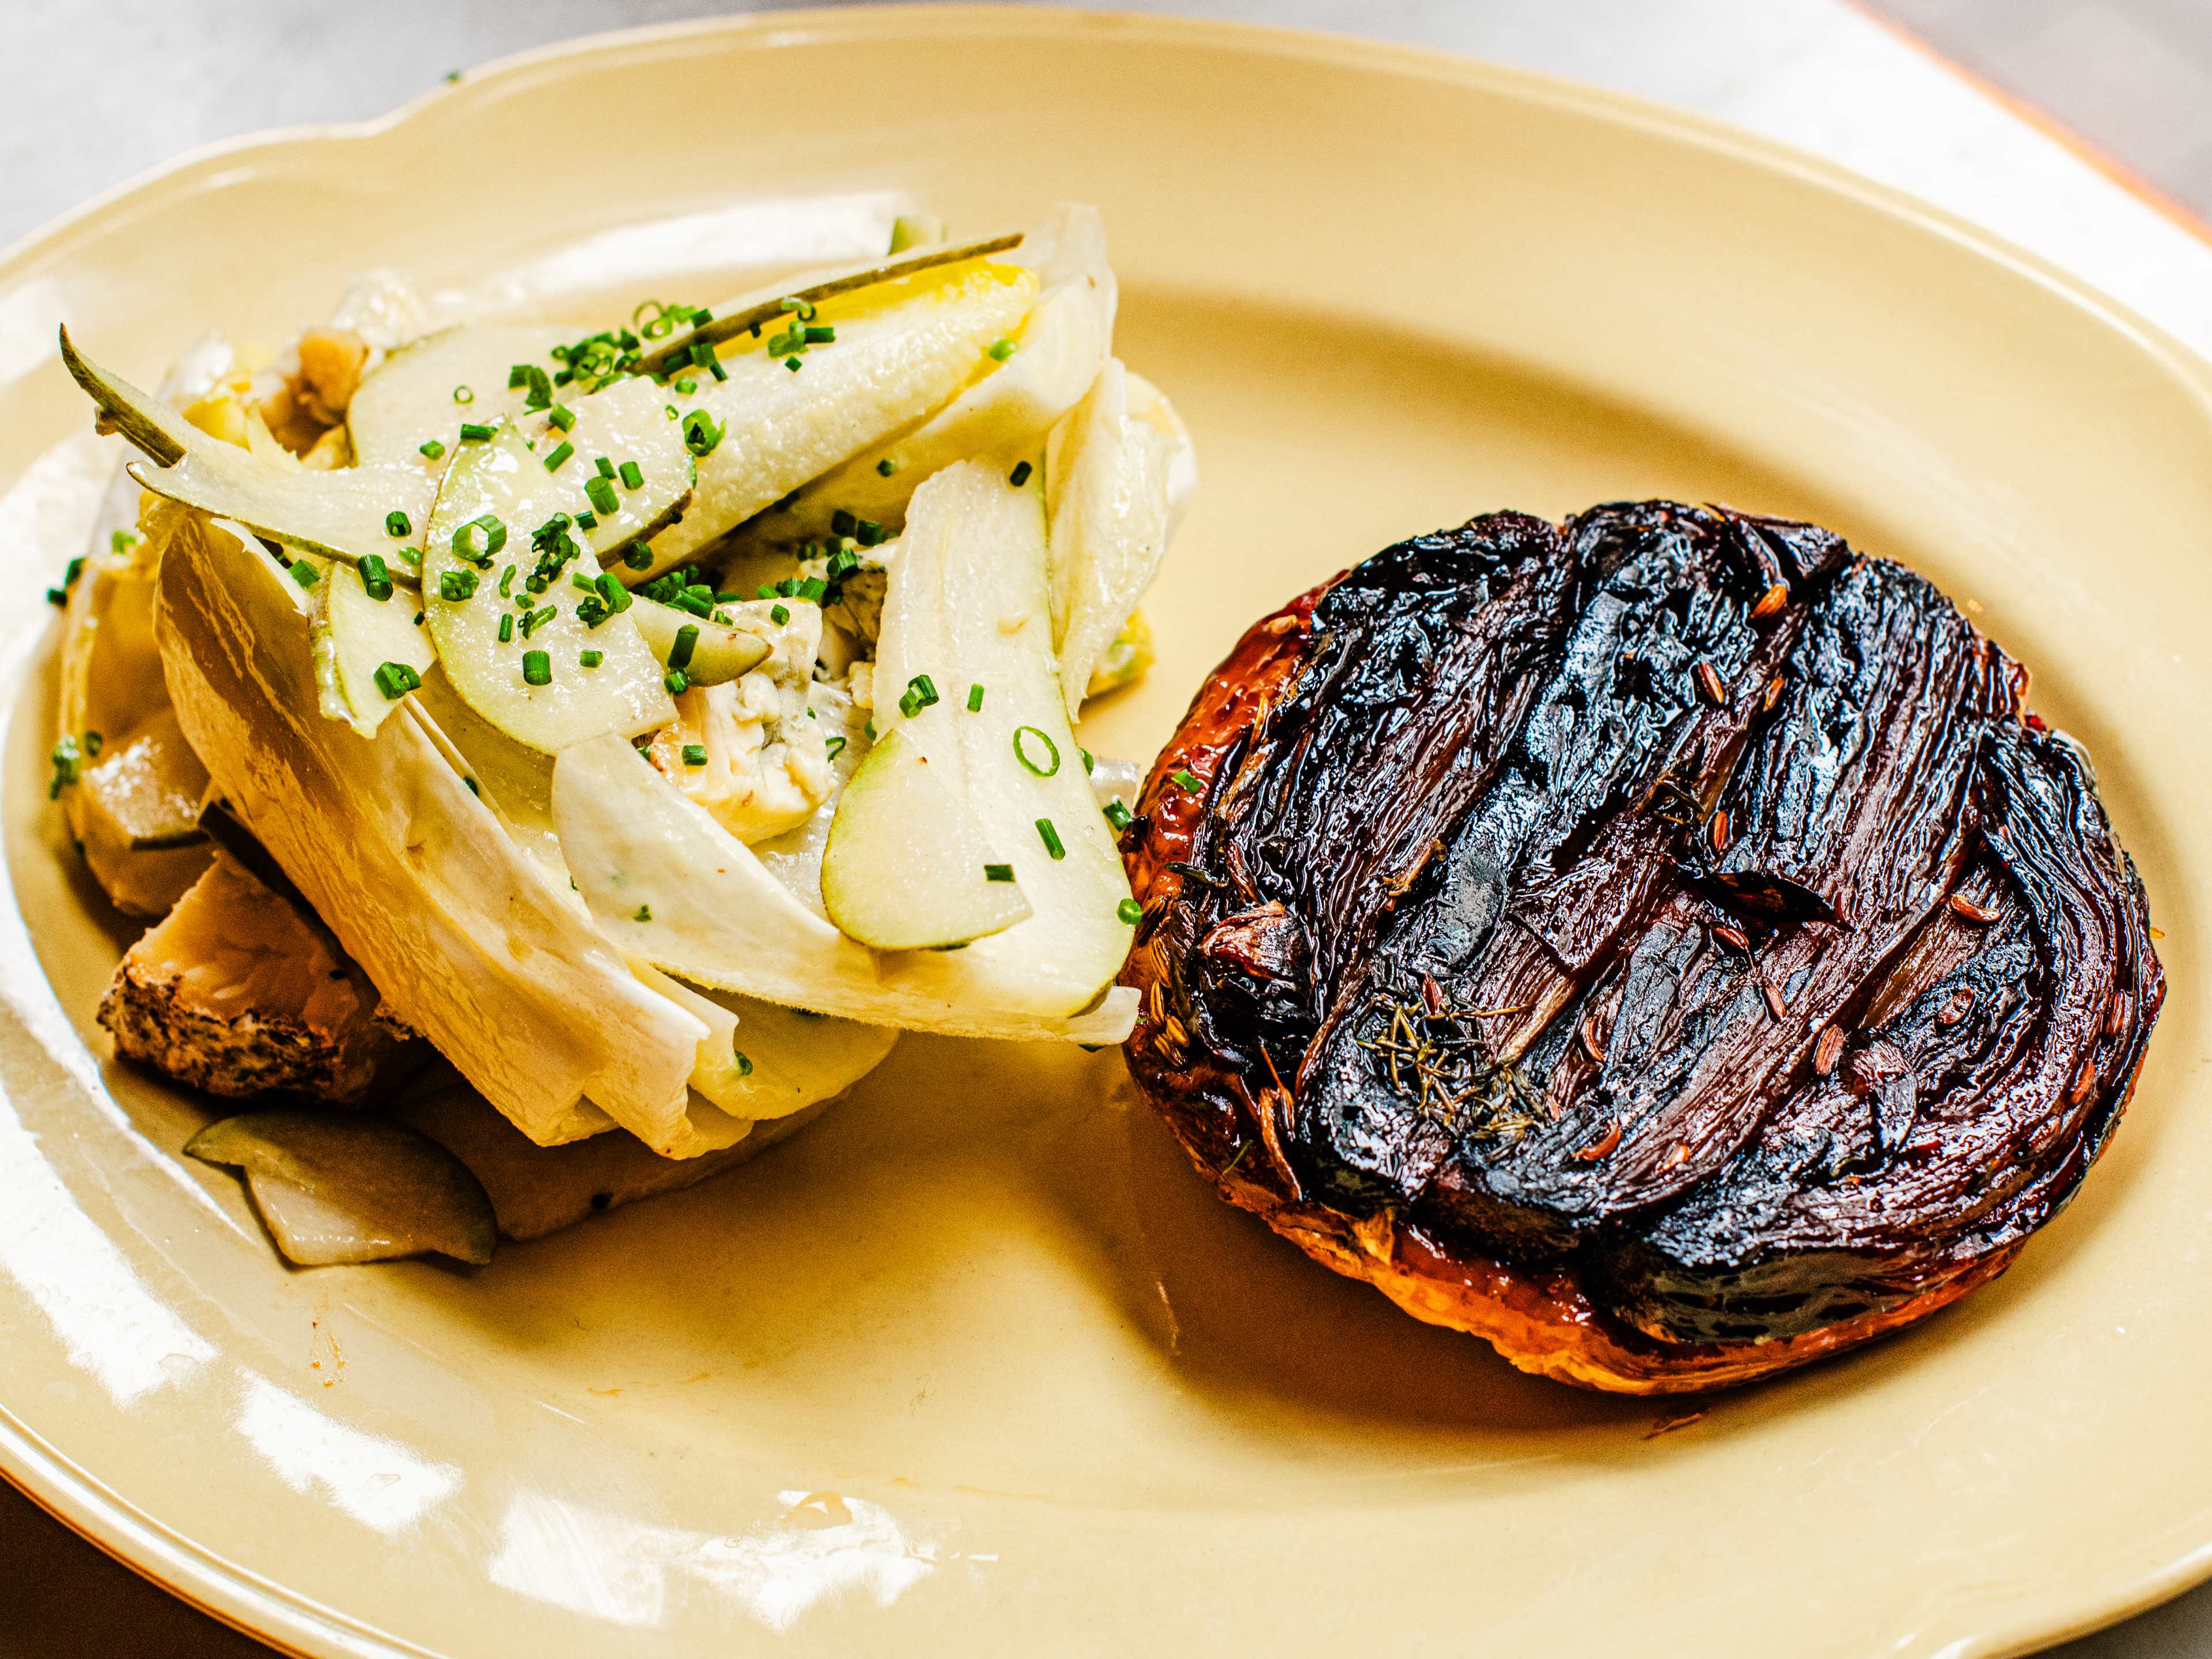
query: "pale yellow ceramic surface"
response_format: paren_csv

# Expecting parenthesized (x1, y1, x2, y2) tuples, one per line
(1, 10, 2209, 1656)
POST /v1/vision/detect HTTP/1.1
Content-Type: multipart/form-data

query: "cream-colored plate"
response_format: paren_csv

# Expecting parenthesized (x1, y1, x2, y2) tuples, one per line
(2, 9, 2209, 1656)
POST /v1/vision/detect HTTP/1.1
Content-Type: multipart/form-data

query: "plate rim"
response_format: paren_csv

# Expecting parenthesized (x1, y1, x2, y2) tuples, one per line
(4, 8, 2211, 1656)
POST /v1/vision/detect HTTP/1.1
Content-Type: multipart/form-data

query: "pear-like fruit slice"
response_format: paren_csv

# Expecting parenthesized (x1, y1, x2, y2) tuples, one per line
(631, 233, 1022, 376)
(423, 419, 673, 754)
(626, 594, 770, 687)
(639, 256, 1037, 573)
(311, 555, 436, 737)
(1044, 358, 1182, 719)
(821, 726, 1034, 950)
(60, 328, 433, 582)
(744, 209, 1115, 548)
(346, 323, 572, 468)
(860, 459, 1134, 1011)
(551, 732, 1135, 1043)
(185, 1110, 497, 1267)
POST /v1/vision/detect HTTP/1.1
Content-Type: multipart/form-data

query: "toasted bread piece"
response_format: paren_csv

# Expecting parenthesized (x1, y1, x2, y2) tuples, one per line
(100, 851, 403, 1103)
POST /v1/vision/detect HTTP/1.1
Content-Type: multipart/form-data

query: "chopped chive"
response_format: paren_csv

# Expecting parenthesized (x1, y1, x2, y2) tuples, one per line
(373, 661, 421, 700)
(785, 357, 803, 372)
(824, 735, 847, 760)
(498, 563, 516, 596)
(383, 510, 412, 537)
(463, 777, 480, 797)
(771, 603, 789, 626)
(459, 421, 494, 442)
(109, 531, 137, 554)
(664, 669, 689, 695)
(289, 558, 319, 588)
(594, 455, 616, 479)
(575, 509, 598, 531)
(581, 649, 604, 668)
(413, 611, 425, 624)
(1008, 460, 1032, 487)
(498, 614, 513, 642)
(681, 743, 708, 766)
(681, 409, 725, 456)
(1118, 897, 1143, 925)
(831, 509, 857, 537)
(854, 518, 884, 547)
(804, 325, 835, 344)
(732, 1049, 752, 1077)
(967, 683, 984, 712)
(47, 736, 80, 798)
(668, 623, 700, 669)
(1080, 747, 1095, 773)
(1104, 799, 1134, 831)
(418, 438, 446, 460)
(797, 576, 828, 603)
(520, 605, 556, 638)
(571, 570, 599, 593)
(674, 377, 698, 395)
(521, 649, 552, 686)
(1013, 726, 1060, 775)
(548, 403, 575, 430)
(1035, 817, 1065, 859)
(452, 514, 506, 562)
(983, 863, 1016, 884)
(986, 337, 1018, 361)
(1170, 768, 1203, 792)
(898, 673, 940, 719)
(595, 573, 632, 613)
(359, 554, 393, 601)
(618, 460, 643, 490)
(634, 904, 652, 922)
(585, 475, 619, 515)
(876, 456, 902, 476)
(453, 385, 474, 403)
(543, 440, 575, 472)
(438, 568, 479, 601)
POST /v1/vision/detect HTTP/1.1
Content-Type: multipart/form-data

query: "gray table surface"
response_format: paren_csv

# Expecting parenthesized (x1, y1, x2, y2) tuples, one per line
(5, 3, 2209, 1655)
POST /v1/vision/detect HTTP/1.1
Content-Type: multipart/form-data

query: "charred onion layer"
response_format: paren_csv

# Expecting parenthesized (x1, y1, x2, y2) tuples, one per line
(1120, 503, 2162, 1392)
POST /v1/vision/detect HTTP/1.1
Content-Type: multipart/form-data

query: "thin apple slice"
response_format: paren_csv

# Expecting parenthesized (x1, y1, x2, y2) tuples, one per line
(743, 208, 1115, 547)
(60, 329, 433, 581)
(867, 460, 1134, 1015)
(551, 732, 1136, 1044)
(1044, 359, 1183, 719)
(156, 511, 705, 1149)
(346, 323, 573, 467)
(312, 556, 435, 737)
(423, 422, 673, 754)
(186, 1109, 497, 1267)
(821, 726, 1034, 949)
(639, 257, 1037, 573)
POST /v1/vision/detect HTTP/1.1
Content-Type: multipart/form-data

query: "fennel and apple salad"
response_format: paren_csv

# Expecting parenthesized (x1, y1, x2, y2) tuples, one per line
(52, 207, 1192, 1267)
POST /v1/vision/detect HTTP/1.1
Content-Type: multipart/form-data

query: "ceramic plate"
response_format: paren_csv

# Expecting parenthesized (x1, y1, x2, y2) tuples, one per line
(2, 9, 2209, 1656)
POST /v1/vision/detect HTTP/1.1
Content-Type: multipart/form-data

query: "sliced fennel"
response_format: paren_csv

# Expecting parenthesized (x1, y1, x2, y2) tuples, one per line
(60, 329, 433, 581)
(641, 258, 1037, 573)
(313, 556, 435, 737)
(552, 733, 1136, 1044)
(424, 423, 673, 753)
(346, 323, 571, 467)
(155, 512, 704, 1148)
(1044, 359, 1184, 718)
(821, 726, 1034, 949)
(854, 459, 1134, 1015)
(744, 208, 1115, 547)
